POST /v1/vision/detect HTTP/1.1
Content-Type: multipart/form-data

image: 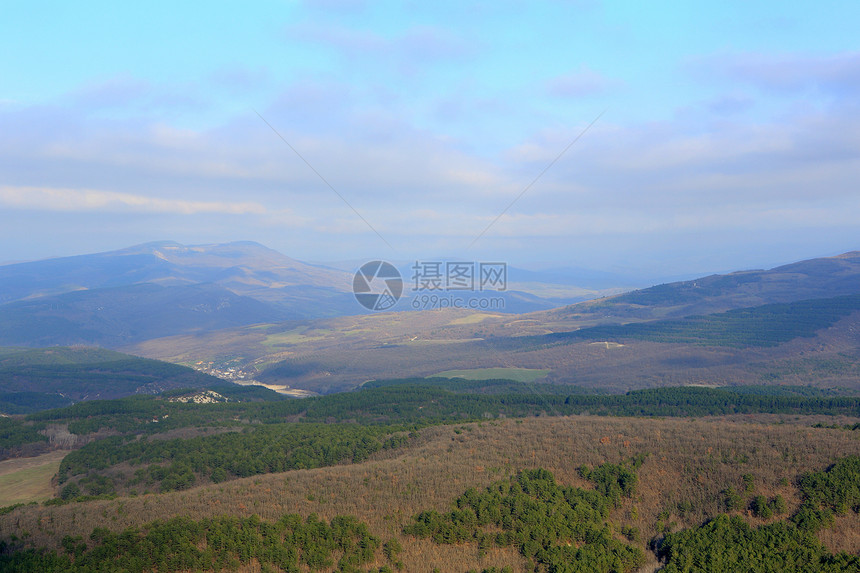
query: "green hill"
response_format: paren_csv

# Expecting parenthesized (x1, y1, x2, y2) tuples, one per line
(0, 283, 291, 348)
(545, 250, 860, 324)
(542, 293, 860, 348)
(0, 346, 229, 412)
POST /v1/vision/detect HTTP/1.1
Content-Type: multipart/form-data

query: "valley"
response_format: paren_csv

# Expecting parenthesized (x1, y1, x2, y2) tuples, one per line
(6, 3, 858, 570)
(1, 243, 860, 571)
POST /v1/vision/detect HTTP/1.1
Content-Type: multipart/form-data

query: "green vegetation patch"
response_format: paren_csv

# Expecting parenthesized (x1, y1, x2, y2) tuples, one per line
(261, 328, 328, 347)
(0, 392, 73, 415)
(0, 513, 395, 572)
(0, 346, 224, 410)
(496, 294, 860, 349)
(659, 455, 860, 572)
(405, 465, 645, 573)
(432, 367, 551, 382)
(797, 455, 860, 520)
(57, 423, 412, 496)
(0, 418, 47, 451)
(658, 514, 860, 572)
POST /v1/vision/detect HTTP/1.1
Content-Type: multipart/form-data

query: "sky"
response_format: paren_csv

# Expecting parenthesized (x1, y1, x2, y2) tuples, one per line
(1, 0, 859, 277)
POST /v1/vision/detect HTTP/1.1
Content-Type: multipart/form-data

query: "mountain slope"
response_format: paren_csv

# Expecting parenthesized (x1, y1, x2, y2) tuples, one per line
(535, 250, 860, 326)
(0, 241, 610, 349)
(0, 241, 352, 306)
(0, 346, 229, 411)
(3, 413, 860, 571)
(0, 242, 367, 348)
(0, 283, 289, 348)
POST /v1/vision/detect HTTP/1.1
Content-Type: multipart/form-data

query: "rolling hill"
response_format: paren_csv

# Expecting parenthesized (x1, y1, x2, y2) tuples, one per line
(537, 250, 860, 325)
(0, 346, 229, 413)
(121, 250, 860, 395)
(0, 282, 291, 348)
(2, 390, 860, 572)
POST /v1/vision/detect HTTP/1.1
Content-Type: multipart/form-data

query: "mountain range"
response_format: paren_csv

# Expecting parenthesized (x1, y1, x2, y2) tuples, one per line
(544, 250, 860, 323)
(0, 241, 613, 347)
(2, 242, 860, 397)
(0, 241, 352, 347)
(110, 248, 860, 395)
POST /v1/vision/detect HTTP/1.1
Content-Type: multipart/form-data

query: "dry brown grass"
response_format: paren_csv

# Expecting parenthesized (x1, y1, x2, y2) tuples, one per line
(2, 416, 860, 571)
(0, 450, 69, 506)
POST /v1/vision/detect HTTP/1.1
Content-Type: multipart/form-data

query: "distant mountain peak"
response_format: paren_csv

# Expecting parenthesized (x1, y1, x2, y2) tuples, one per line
(0, 240, 354, 319)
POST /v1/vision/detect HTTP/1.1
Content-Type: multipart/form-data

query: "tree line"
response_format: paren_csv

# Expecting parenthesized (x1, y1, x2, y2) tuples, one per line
(57, 424, 413, 498)
(0, 512, 399, 573)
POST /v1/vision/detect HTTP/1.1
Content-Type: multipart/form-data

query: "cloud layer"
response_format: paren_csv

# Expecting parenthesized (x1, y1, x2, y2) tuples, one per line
(2, 2, 859, 276)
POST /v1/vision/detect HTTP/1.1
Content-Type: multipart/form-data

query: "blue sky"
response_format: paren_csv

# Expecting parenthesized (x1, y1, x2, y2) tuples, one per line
(2, 1, 859, 277)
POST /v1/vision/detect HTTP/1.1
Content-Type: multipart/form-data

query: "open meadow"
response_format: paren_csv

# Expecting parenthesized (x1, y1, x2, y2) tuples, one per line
(0, 450, 68, 506)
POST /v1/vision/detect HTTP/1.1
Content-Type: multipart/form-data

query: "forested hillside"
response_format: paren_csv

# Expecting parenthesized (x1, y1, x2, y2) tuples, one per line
(3, 414, 860, 572)
(553, 250, 860, 322)
(496, 294, 860, 349)
(0, 346, 227, 411)
(3, 380, 860, 493)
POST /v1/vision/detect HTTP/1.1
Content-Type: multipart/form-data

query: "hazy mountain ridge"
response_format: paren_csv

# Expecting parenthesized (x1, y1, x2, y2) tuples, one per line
(0, 241, 353, 304)
(113, 248, 860, 394)
(0, 241, 634, 348)
(3, 243, 860, 389)
(0, 241, 360, 347)
(0, 283, 290, 348)
(560, 250, 860, 322)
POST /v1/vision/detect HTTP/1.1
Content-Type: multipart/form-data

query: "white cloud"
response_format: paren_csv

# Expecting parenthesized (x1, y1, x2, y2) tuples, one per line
(2, 57, 860, 269)
(0, 186, 267, 215)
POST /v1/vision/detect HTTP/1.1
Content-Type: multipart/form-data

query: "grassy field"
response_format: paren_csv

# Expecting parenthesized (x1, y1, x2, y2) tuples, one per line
(0, 450, 67, 506)
(261, 329, 329, 347)
(433, 366, 551, 382)
(447, 312, 503, 325)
